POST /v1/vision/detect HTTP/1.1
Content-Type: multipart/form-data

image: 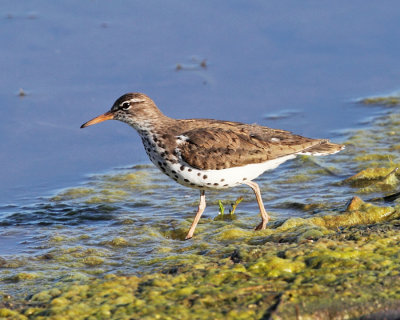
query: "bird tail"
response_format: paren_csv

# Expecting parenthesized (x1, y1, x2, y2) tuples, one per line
(298, 140, 345, 156)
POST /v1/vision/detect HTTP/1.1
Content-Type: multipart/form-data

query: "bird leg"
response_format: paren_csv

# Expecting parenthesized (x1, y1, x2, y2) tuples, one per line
(244, 181, 269, 230)
(185, 190, 206, 240)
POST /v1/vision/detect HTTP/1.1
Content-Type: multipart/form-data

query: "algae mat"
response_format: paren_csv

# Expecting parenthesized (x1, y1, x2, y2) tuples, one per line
(3, 213, 400, 319)
(2, 95, 400, 319)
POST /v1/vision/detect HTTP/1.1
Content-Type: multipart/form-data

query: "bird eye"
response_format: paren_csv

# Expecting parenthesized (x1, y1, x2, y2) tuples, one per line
(121, 102, 131, 110)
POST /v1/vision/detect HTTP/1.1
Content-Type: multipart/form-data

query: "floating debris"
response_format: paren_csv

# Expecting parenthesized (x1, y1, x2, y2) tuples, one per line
(175, 56, 208, 71)
(18, 88, 27, 97)
(200, 59, 207, 69)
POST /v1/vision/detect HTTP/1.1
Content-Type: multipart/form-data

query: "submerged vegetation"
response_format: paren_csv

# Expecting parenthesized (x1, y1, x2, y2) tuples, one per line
(2, 93, 400, 318)
(359, 93, 400, 106)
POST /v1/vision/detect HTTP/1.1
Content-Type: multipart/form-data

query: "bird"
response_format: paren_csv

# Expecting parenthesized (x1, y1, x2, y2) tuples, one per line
(81, 93, 344, 239)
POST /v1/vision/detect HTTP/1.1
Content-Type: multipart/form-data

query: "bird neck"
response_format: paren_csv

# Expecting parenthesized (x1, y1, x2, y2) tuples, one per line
(126, 111, 175, 135)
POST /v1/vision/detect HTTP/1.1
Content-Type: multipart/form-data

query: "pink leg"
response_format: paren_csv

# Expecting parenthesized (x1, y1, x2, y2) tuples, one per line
(244, 181, 269, 230)
(185, 190, 206, 240)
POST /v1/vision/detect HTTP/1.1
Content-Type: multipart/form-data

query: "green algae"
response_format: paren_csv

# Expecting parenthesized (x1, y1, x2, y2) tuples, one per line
(359, 95, 400, 106)
(354, 153, 393, 162)
(277, 173, 317, 184)
(5, 218, 400, 319)
(248, 256, 306, 277)
(6, 193, 400, 318)
(82, 257, 104, 266)
(50, 188, 95, 201)
(49, 170, 158, 205)
(5, 273, 39, 282)
(0, 308, 26, 320)
(345, 167, 398, 184)
(6, 189, 400, 317)
(106, 237, 130, 247)
(309, 197, 397, 228)
(344, 167, 399, 194)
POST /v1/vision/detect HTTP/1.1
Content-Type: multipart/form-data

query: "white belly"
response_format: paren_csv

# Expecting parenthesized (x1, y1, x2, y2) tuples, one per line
(167, 154, 296, 189)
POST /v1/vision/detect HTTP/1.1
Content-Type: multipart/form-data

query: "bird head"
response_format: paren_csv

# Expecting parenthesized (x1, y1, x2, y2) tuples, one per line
(81, 93, 163, 130)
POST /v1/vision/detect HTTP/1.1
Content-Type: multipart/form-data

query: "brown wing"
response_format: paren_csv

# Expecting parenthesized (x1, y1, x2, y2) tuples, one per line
(176, 121, 328, 170)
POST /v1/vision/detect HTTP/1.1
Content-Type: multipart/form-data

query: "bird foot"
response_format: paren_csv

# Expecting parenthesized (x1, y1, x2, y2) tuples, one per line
(184, 234, 193, 240)
(254, 220, 267, 231)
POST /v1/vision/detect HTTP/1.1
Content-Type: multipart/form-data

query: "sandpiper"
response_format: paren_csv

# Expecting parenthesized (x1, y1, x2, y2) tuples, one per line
(81, 93, 344, 239)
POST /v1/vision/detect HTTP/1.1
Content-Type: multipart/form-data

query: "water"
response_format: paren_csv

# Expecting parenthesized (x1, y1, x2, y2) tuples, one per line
(1, 0, 400, 297)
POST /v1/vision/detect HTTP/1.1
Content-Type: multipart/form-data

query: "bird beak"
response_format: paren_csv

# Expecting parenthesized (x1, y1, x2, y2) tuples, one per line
(80, 111, 114, 128)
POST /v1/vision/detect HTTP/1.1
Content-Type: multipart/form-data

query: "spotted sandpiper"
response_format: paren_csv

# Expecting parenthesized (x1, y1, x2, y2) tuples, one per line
(81, 93, 344, 239)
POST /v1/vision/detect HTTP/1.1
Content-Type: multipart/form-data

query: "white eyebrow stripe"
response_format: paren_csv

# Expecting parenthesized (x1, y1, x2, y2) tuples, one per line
(129, 98, 146, 103)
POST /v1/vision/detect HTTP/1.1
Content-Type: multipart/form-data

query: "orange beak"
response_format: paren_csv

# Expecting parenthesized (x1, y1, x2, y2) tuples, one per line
(80, 111, 114, 128)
